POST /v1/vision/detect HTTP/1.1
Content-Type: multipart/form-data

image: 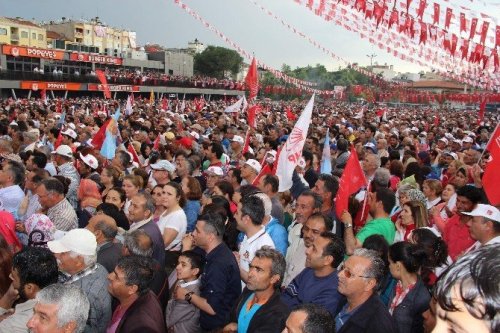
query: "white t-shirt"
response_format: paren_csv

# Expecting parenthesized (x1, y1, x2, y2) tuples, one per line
(239, 227, 275, 287)
(158, 209, 187, 251)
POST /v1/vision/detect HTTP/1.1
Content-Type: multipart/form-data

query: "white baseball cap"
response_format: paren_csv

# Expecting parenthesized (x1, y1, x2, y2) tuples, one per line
(232, 135, 244, 145)
(189, 131, 200, 140)
(244, 159, 262, 174)
(47, 228, 97, 256)
(51, 145, 73, 159)
(463, 204, 500, 223)
(462, 136, 474, 143)
(438, 137, 449, 145)
(79, 153, 99, 170)
(150, 160, 175, 172)
(206, 166, 224, 176)
(61, 128, 77, 140)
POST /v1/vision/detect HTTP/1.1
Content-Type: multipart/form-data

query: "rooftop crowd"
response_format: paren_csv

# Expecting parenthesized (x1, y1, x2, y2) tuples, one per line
(0, 94, 498, 333)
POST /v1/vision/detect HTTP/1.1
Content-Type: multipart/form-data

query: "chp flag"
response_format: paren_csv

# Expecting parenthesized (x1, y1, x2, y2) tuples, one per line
(276, 94, 315, 192)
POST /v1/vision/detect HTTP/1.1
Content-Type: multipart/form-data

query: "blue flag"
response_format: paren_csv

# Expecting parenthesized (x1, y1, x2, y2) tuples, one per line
(320, 128, 332, 174)
(100, 108, 121, 160)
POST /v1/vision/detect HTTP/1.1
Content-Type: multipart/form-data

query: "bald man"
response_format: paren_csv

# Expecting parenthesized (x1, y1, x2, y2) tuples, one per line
(86, 215, 123, 272)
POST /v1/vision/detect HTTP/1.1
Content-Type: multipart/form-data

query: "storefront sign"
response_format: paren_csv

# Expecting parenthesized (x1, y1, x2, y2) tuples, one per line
(88, 83, 139, 92)
(2, 45, 64, 60)
(20, 81, 82, 91)
(70, 53, 123, 65)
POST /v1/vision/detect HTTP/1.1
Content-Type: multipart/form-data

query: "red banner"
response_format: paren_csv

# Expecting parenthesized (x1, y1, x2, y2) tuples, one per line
(88, 84, 140, 92)
(2, 44, 64, 60)
(69, 53, 123, 65)
(20, 81, 82, 91)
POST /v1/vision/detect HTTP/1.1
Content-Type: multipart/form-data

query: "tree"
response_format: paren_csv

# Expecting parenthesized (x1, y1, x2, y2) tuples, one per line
(194, 46, 243, 79)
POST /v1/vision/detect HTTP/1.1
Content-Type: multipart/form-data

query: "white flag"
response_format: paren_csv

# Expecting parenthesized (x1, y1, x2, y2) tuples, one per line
(224, 96, 244, 113)
(276, 94, 315, 192)
(125, 95, 133, 116)
(180, 99, 186, 112)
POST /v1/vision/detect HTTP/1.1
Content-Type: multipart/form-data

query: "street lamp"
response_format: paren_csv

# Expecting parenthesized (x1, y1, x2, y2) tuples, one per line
(366, 53, 377, 67)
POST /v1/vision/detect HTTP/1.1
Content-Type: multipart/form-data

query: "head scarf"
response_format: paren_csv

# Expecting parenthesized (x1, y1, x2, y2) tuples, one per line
(407, 189, 427, 206)
(0, 211, 21, 252)
(78, 179, 102, 206)
(25, 214, 56, 248)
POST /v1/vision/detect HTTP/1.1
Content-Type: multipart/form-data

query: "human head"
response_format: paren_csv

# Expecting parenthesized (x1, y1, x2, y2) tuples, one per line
(122, 175, 143, 200)
(295, 190, 322, 225)
(362, 153, 381, 176)
(86, 215, 117, 245)
(247, 246, 286, 291)
(104, 187, 126, 210)
(455, 185, 483, 216)
(27, 150, 48, 171)
(305, 231, 345, 270)
(182, 176, 202, 201)
(11, 247, 58, 302)
(464, 204, 500, 245)
(27, 283, 90, 333)
(36, 178, 65, 209)
(176, 250, 204, 281)
(302, 213, 333, 248)
(122, 229, 153, 257)
(108, 255, 155, 302)
(368, 187, 396, 216)
(434, 245, 500, 333)
(372, 168, 390, 190)
(162, 181, 186, 209)
(0, 160, 25, 187)
(283, 303, 334, 333)
(312, 174, 339, 206)
(401, 200, 429, 229)
(235, 195, 265, 232)
(259, 174, 279, 195)
(423, 179, 443, 199)
(127, 192, 155, 223)
(100, 166, 120, 188)
(192, 212, 225, 250)
(388, 241, 427, 280)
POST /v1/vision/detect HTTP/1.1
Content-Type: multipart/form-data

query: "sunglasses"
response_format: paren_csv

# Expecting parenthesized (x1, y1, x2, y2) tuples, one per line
(338, 262, 372, 279)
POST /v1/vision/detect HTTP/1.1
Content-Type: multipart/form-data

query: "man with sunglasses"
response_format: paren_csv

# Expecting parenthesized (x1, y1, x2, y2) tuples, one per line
(335, 248, 397, 333)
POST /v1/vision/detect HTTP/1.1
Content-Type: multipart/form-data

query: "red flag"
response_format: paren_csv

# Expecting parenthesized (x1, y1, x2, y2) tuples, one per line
(286, 107, 297, 121)
(483, 125, 500, 205)
(245, 57, 259, 100)
(162, 97, 168, 110)
(242, 129, 251, 155)
(416, 0, 426, 19)
(56, 99, 62, 113)
(252, 163, 272, 186)
(433, 3, 440, 25)
(153, 135, 161, 151)
(459, 13, 466, 32)
(95, 70, 111, 99)
(478, 98, 487, 124)
(127, 143, 142, 167)
(470, 18, 478, 40)
(247, 105, 260, 128)
(54, 130, 63, 149)
(445, 8, 452, 29)
(335, 147, 367, 217)
(434, 116, 439, 127)
(40, 89, 47, 103)
(480, 21, 490, 45)
(496, 25, 500, 48)
(91, 119, 111, 150)
(272, 146, 282, 175)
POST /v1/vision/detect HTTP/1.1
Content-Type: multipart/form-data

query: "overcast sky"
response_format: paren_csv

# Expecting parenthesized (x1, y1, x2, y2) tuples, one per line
(1, 0, 497, 75)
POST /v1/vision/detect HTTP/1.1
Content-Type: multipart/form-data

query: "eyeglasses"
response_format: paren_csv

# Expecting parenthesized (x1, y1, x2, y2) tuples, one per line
(338, 262, 372, 279)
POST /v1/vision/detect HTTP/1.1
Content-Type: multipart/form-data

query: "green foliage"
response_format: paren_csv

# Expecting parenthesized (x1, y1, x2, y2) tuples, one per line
(194, 46, 243, 79)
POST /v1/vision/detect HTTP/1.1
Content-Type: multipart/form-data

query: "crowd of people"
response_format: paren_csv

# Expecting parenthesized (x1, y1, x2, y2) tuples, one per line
(0, 94, 498, 333)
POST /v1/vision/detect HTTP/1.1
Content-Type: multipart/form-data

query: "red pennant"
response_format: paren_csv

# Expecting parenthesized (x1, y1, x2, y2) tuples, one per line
(480, 21, 489, 45)
(388, 9, 399, 29)
(483, 125, 500, 205)
(459, 13, 466, 32)
(247, 105, 260, 128)
(419, 22, 427, 44)
(470, 18, 478, 40)
(242, 129, 251, 154)
(162, 97, 168, 111)
(433, 116, 439, 127)
(335, 146, 367, 218)
(286, 107, 297, 121)
(478, 98, 487, 125)
(252, 163, 273, 186)
(450, 34, 458, 56)
(496, 25, 500, 48)
(445, 8, 452, 30)
(95, 70, 111, 99)
(245, 58, 259, 100)
(153, 135, 161, 151)
(416, 0, 426, 19)
(460, 39, 470, 59)
(433, 3, 440, 25)
(492, 49, 499, 72)
(54, 130, 63, 149)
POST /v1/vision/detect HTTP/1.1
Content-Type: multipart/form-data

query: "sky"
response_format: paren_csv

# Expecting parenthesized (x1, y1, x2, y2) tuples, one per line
(1, 0, 498, 75)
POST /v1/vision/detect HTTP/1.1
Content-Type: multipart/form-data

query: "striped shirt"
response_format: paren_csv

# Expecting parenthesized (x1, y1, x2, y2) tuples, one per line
(47, 198, 78, 231)
(57, 162, 80, 209)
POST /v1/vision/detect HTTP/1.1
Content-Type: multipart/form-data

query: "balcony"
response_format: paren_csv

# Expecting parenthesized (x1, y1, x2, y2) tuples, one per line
(10, 33, 19, 41)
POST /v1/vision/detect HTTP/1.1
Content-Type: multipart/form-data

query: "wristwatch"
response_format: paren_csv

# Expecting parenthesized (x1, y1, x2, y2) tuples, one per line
(345, 223, 353, 229)
(185, 291, 195, 304)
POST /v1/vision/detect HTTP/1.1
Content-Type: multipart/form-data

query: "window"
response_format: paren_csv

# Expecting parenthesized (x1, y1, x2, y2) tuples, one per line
(0, 28, 7, 35)
(86, 29, 90, 35)
(32, 32, 36, 39)
(38, 34, 43, 41)
(21, 31, 28, 38)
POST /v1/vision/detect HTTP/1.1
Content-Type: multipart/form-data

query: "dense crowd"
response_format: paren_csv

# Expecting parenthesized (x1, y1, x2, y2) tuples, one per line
(0, 95, 498, 333)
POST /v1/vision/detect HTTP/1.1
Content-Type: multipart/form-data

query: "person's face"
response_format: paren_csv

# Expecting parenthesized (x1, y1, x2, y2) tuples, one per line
(305, 236, 330, 270)
(422, 183, 434, 198)
(176, 155, 188, 176)
(122, 179, 139, 199)
(466, 216, 488, 241)
(422, 297, 437, 333)
(127, 196, 149, 223)
(247, 256, 277, 292)
(312, 154, 320, 170)
(0, 164, 11, 185)
(389, 137, 397, 147)
(27, 303, 69, 333)
(433, 287, 490, 333)
(240, 164, 253, 179)
(162, 184, 179, 209)
(100, 169, 112, 186)
(108, 266, 132, 300)
(234, 201, 245, 231)
(441, 185, 455, 202)
(398, 193, 409, 206)
(151, 186, 164, 206)
(282, 310, 308, 333)
(400, 205, 414, 226)
(388, 256, 401, 280)
(152, 169, 168, 183)
(54, 251, 81, 276)
(192, 220, 209, 249)
(206, 174, 220, 190)
(337, 255, 373, 298)
(176, 256, 199, 281)
(212, 186, 224, 197)
(302, 217, 328, 247)
(76, 160, 89, 176)
(362, 154, 376, 174)
(36, 185, 54, 209)
(105, 189, 124, 210)
(295, 195, 315, 225)
(453, 171, 468, 188)
(456, 196, 474, 215)
(26, 155, 36, 171)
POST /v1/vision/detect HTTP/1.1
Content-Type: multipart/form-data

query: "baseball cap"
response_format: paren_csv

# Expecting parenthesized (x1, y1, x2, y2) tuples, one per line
(462, 136, 474, 143)
(150, 160, 175, 172)
(47, 229, 97, 256)
(190, 124, 204, 132)
(364, 142, 377, 153)
(189, 131, 200, 140)
(79, 153, 99, 170)
(463, 204, 500, 223)
(177, 137, 193, 150)
(452, 139, 462, 146)
(51, 145, 73, 159)
(443, 152, 458, 160)
(206, 166, 224, 176)
(61, 129, 77, 140)
(245, 159, 262, 174)
(438, 137, 449, 145)
(232, 135, 244, 145)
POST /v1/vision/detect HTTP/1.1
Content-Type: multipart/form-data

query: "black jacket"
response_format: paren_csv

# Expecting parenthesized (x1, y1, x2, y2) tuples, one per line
(97, 241, 123, 273)
(230, 288, 290, 333)
(338, 294, 397, 333)
(116, 290, 166, 333)
(388, 279, 431, 333)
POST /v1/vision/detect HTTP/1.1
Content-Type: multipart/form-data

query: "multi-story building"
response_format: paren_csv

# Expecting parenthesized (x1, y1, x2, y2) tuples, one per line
(0, 17, 46, 48)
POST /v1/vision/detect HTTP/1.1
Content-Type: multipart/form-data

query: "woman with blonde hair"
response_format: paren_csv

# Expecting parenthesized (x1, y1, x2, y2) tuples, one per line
(395, 200, 429, 242)
(122, 174, 143, 215)
(100, 165, 121, 198)
(422, 179, 443, 210)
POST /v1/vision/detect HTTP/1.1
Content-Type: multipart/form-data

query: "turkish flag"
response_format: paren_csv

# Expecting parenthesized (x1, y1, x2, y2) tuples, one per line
(496, 25, 500, 48)
(483, 125, 500, 205)
(480, 21, 489, 45)
(245, 57, 259, 100)
(54, 130, 63, 149)
(242, 129, 251, 154)
(247, 104, 260, 128)
(95, 70, 111, 99)
(252, 163, 272, 186)
(460, 13, 466, 32)
(90, 119, 111, 150)
(162, 97, 168, 111)
(152, 135, 161, 151)
(335, 146, 367, 217)
(417, 0, 426, 19)
(445, 8, 452, 30)
(433, 3, 440, 25)
(127, 143, 142, 167)
(478, 98, 487, 125)
(470, 18, 478, 40)
(286, 107, 297, 121)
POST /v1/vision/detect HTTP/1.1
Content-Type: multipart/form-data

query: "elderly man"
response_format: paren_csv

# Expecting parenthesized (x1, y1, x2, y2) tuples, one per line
(464, 204, 500, 251)
(37, 178, 78, 231)
(283, 303, 334, 333)
(51, 144, 80, 209)
(433, 245, 499, 333)
(0, 247, 59, 332)
(335, 249, 397, 333)
(48, 228, 111, 333)
(107, 256, 166, 333)
(150, 159, 175, 187)
(127, 192, 165, 265)
(224, 247, 289, 333)
(0, 160, 25, 215)
(77, 152, 101, 185)
(86, 215, 122, 272)
(27, 284, 90, 333)
(240, 159, 261, 185)
(204, 165, 224, 196)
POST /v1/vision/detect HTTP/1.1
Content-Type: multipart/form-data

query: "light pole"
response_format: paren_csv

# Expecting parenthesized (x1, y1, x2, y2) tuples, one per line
(366, 53, 377, 67)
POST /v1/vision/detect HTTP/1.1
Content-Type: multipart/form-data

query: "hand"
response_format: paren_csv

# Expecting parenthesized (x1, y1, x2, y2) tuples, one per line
(181, 234, 194, 251)
(174, 286, 188, 301)
(429, 206, 438, 217)
(223, 323, 238, 333)
(340, 210, 352, 225)
(395, 218, 405, 233)
(0, 283, 19, 310)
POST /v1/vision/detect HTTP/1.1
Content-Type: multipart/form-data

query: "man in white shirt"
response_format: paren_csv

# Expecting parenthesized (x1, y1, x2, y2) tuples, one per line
(464, 204, 500, 252)
(235, 195, 275, 286)
(0, 160, 25, 217)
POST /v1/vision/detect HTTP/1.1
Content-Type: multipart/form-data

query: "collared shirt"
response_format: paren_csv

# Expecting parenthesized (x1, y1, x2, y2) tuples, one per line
(239, 227, 275, 276)
(57, 162, 80, 209)
(0, 184, 24, 217)
(465, 235, 500, 253)
(47, 198, 78, 231)
(426, 197, 441, 210)
(60, 264, 99, 284)
(129, 217, 152, 232)
(20, 191, 41, 222)
(0, 298, 37, 333)
(283, 222, 306, 287)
